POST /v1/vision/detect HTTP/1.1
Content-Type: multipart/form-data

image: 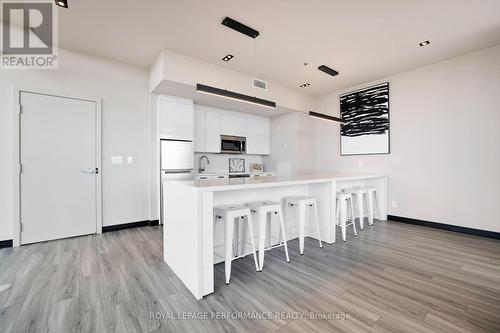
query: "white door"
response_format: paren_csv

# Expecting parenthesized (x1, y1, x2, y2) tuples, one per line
(20, 91, 99, 244)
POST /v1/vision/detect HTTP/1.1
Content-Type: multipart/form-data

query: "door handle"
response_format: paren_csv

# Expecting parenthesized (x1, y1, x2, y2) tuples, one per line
(81, 168, 95, 174)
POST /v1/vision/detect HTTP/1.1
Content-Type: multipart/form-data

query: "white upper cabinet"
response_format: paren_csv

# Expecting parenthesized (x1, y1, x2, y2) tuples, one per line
(193, 105, 269, 155)
(205, 110, 221, 153)
(246, 116, 260, 155)
(193, 107, 206, 152)
(220, 112, 246, 137)
(258, 117, 271, 155)
(158, 96, 193, 141)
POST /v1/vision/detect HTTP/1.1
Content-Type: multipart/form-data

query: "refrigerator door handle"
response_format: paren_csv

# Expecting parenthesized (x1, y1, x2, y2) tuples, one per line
(163, 169, 193, 174)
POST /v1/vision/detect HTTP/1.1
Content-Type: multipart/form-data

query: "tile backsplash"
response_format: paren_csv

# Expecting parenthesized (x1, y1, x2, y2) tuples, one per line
(194, 153, 266, 173)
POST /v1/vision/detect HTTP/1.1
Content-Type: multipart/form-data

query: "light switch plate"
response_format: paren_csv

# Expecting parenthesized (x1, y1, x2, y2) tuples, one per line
(111, 156, 123, 164)
(127, 156, 133, 164)
(358, 161, 364, 168)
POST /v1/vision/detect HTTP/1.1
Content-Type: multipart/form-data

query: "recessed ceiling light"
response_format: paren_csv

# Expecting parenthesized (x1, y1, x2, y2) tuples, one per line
(222, 54, 234, 62)
(55, 0, 68, 8)
(299, 83, 310, 88)
(419, 40, 430, 47)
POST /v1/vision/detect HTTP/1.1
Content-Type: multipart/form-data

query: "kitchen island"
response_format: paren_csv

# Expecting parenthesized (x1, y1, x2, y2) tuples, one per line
(163, 173, 387, 299)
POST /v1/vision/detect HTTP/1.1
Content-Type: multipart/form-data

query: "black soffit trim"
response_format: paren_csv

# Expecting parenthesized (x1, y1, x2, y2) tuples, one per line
(388, 215, 500, 240)
(309, 111, 345, 123)
(318, 65, 339, 77)
(196, 84, 276, 109)
(221, 17, 259, 39)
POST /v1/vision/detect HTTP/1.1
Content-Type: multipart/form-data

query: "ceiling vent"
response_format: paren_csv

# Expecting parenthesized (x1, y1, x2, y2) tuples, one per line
(252, 78, 267, 90)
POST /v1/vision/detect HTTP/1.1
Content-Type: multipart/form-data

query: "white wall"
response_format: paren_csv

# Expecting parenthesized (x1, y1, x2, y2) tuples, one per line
(0, 49, 150, 241)
(264, 112, 316, 176)
(314, 44, 500, 232)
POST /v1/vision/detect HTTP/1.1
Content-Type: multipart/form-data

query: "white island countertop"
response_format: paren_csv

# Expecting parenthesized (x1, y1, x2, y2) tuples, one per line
(169, 173, 387, 192)
(163, 172, 388, 300)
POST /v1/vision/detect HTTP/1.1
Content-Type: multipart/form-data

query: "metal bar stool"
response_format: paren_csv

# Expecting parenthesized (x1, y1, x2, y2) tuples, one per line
(214, 205, 259, 284)
(284, 196, 323, 255)
(247, 201, 290, 271)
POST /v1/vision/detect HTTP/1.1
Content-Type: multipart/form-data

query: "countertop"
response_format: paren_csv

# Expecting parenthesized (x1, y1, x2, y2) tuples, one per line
(166, 173, 386, 192)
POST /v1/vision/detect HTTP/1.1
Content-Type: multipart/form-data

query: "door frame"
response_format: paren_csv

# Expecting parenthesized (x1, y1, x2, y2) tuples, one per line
(12, 87, 102, 247)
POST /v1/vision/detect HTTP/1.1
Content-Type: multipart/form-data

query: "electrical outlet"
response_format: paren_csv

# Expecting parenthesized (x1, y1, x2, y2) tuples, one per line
(358, 160, 364, 168)
(391, 200, 398, 208)
(282, 143, 286, 149)
(111, 156, 123, 164)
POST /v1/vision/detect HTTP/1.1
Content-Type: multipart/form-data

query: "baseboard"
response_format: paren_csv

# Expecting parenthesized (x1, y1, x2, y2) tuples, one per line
(388, 215, 500, 240)
(0, 239, 13, 248)
(102, 220, 160, 233)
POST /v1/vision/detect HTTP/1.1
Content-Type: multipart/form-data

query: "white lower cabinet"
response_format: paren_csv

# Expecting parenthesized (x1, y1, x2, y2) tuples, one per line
(195, 174, 228, 180)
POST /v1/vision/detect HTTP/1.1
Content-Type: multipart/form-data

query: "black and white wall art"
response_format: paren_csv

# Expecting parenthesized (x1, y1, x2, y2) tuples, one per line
(340, 82, 390, 155)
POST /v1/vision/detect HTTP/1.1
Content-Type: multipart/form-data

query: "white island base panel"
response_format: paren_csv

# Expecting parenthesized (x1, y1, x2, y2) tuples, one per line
(163, 173, 387, 299)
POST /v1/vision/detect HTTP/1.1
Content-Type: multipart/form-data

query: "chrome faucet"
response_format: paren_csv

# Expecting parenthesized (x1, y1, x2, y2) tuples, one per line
(198, 155, 210, 173)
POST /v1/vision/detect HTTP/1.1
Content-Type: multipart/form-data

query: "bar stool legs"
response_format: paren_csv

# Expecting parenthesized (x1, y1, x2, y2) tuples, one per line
(285, 196, 323, 255)
(214, 205, 259, 284)
(249, 201, 290, 271)
(336, 193, 357, 242)
(366, 187, 381, 225)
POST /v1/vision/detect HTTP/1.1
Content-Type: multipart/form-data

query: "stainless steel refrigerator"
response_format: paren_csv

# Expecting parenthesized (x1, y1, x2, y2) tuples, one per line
(160, 139, 194, 224)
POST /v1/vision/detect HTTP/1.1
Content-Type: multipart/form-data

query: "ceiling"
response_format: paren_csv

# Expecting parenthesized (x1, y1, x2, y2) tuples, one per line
(58, 0, 500, 96)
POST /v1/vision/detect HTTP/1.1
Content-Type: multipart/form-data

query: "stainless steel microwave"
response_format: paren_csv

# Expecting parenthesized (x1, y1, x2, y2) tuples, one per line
(221, 135, 246, 154)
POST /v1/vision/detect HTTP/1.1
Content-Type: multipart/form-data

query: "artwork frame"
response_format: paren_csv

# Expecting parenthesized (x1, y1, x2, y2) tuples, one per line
(339, 82, 390, 156)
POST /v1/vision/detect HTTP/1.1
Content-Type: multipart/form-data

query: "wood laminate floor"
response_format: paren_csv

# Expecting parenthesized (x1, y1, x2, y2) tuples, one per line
(1, 221, 500, 333)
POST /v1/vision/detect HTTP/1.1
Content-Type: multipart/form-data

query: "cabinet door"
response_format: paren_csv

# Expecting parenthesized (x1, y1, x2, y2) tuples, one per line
(205, 111, 221, 153)
(193, 108, 205, 152)
(258, 117, 271, 155)
(220, 113, 246, 137)
(159, 96, 193, 141)
(246, 116, 259, 154)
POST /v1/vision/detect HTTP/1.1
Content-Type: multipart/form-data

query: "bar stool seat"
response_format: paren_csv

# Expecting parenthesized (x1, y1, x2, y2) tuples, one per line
(284, 196, 323, 255)
(214, 205, 259, 284)
(247, 201, 290, 271)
